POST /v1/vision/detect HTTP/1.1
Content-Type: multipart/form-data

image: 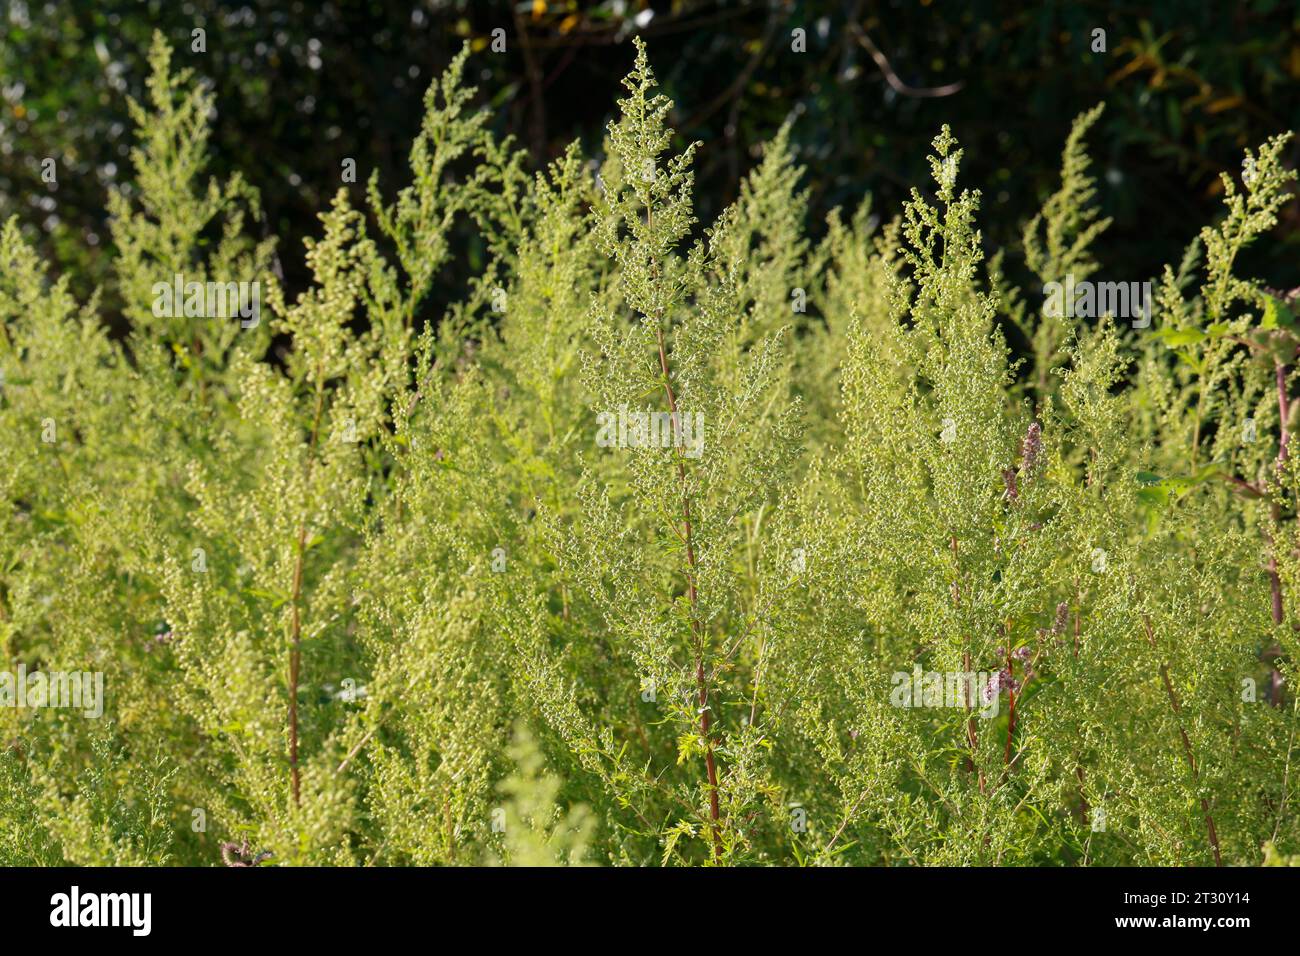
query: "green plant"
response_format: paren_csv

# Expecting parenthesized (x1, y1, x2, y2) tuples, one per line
(0, 33, 1296, 867)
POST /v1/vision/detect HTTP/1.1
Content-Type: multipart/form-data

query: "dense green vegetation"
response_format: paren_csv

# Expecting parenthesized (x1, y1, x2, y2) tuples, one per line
(4, 2, 1299, 316)
(1, 33, 1298, 866)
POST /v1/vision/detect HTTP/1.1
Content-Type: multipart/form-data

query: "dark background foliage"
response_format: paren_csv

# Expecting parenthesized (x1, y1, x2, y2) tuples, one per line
(3, 0, 1298, 326)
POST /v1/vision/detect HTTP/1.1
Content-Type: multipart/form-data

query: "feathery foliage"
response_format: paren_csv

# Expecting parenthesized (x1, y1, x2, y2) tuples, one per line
(1, 34, 1297, 866)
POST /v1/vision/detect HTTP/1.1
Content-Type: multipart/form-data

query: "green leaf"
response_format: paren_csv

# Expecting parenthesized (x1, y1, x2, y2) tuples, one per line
(1262, 294, 1296, 331)
(1154, 326, 1206, 347)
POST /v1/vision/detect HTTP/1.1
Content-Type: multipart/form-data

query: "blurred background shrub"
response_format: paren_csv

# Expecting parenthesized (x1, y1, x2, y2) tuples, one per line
(2, 0, 1298, 331)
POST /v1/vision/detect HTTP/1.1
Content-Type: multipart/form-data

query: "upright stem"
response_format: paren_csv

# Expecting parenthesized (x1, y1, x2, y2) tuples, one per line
(953, 538, 986, 794)
(1075, 765, 1090, 827)
(1162, 662, 1223, 867)
(1276, 360, 1290, 472)
(288, 366, 327, 807)
(1072, 586, 1081, 659)
(287, 525, 307, 807)
(1143, 617, 1223, 866)
(963, 651, 980, 782)
(654, 323, 722, 862)
(952, 536, 986, 794)
(1264, 361, 1289, 703)
(1003, 659, 1017, 766)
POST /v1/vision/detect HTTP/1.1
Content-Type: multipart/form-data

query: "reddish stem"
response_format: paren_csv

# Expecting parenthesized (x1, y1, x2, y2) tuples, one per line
(1144, 617, 1223, 866)
(1003, 655, 1017, 766)
(1277, 361, 1290, 472)
(1265, 361, 1288, 703)
(655, 324, 721, 861)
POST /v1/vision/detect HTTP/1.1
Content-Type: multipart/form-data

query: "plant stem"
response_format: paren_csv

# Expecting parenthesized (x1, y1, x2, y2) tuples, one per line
(288, 365, 327, 807)
(1143, 617, 1223, 866)
(953, 539, 986, 794)
(288, 525, 306, 806)
(1003, 677, 1017, 767)
(1075, 764, 1090, 827)
(1264, 360, 1289, 703)
(1271, 695, 1299, 843)
(1277, 360, 1290, 471)
(654, 324, 722, 862)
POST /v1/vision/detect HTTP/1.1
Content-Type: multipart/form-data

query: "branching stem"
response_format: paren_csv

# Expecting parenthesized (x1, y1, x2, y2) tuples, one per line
(1143, 616, 1223, 866)
(288, 362, 327, 807)
(654, 323, 722, 862)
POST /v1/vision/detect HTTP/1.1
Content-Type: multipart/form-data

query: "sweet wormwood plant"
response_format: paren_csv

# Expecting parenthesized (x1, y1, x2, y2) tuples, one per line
(1, 33, 1298, 867)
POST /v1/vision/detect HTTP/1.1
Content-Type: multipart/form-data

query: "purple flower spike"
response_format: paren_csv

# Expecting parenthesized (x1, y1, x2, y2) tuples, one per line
(1020, 422, 1042, 475)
